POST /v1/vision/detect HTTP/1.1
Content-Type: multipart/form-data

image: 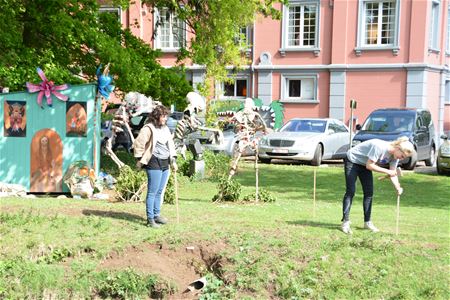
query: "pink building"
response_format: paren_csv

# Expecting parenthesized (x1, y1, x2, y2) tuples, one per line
(104, 0, 450, 137)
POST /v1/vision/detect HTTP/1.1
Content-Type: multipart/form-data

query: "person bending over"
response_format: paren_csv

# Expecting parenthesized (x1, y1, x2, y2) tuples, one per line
(341, 136, 414, 234)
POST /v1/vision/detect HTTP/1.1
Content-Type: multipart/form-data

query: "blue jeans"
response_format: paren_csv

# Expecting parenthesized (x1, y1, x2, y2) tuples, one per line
(341, 158, 374, 222)
(145, 169, 170, 220)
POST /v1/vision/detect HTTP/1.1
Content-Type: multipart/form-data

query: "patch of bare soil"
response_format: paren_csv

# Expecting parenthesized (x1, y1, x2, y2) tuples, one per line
(99, 240, 232, 299)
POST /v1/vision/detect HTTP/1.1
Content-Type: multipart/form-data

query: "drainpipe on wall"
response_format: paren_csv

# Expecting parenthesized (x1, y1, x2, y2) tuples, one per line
(251, 21, 256, 99)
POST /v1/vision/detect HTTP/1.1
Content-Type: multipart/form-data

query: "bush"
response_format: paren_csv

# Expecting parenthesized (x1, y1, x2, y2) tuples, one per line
(100, 151, 138, 177)
(115, 166, 146, 202)
(212, 176, 241, 202)
(203, 150, 231, 180)
(242, 188, 277, 203)
(164, 174, 176, 205)
(176, 150, 194, 177)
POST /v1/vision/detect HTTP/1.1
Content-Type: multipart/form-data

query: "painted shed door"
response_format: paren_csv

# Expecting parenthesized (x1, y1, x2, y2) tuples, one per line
(30, 129, 63, 193)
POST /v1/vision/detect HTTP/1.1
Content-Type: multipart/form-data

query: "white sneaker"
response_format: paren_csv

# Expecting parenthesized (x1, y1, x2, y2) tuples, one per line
(364, 221, 379, 233)
(341, 220, 352, 234)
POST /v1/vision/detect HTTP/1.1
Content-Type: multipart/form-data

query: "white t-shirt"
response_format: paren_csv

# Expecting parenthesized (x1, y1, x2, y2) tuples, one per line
(151, 126, 171, 159)
(348, 139, 398, 168)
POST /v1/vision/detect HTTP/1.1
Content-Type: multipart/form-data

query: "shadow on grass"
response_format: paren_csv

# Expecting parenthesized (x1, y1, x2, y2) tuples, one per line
(234, 162, 450, 210)
(287, 220, 339, 230)
(82, 209, 145, 224)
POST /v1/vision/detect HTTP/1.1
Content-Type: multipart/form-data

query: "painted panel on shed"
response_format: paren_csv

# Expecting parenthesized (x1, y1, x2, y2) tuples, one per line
(0, 83, 100, 192)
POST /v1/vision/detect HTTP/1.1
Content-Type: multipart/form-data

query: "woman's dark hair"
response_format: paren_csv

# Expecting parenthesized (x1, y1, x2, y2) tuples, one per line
(148, 105, 170, 127)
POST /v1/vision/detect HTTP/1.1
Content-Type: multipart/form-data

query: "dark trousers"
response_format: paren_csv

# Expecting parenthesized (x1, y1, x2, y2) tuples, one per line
(342, 158, 374, 222)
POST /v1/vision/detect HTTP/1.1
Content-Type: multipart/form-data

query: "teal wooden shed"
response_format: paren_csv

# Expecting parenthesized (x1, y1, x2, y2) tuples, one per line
(0, 83, 101, 193)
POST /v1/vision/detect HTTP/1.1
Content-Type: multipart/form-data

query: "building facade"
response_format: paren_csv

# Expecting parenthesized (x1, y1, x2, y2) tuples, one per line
(107, 0, 450, 137)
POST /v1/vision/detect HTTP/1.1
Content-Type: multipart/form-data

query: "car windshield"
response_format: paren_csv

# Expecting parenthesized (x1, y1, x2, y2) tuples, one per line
(362, 114, 414, 132)
(281, 120, 327, 133)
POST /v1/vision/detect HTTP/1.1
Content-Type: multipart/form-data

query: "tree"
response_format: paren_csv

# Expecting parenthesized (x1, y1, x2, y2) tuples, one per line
(0, 0, 191, 108)
(144, 0, 287, 95)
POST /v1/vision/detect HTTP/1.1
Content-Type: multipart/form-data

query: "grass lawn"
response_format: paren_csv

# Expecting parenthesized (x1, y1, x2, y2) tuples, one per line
(1, 161, 449, 299)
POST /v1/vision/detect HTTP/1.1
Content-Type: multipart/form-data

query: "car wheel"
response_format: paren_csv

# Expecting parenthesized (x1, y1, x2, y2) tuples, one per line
(259, 157, 271, 164)
(311, 144, 323, 166)
(424, 146, 435, 166)
(436, 165, 444, 175)
(402, 150, 417, 170)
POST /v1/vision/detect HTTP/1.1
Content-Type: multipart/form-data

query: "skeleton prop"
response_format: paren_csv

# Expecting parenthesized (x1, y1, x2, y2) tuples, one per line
(103, 92, 161, 168)
(173, 92, 223, 158)
(216, 98, 268, 202)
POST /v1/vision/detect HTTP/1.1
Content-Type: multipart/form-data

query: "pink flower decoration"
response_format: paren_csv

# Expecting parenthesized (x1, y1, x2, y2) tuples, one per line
(26, 68, 69, 108)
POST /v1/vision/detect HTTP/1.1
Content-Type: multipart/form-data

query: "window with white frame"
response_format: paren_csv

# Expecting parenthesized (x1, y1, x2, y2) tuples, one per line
(282, 1, 319, 49)
(154, 8, 186, 50)
(222, 78, 248, 98)
(281, 75, 317, 102)
(238, 27, 249, 44)
(445, 80, 450, 104)
(429, 0, 441, 50)
(360, 0, 398, 46)
(99, 6, 122, 22)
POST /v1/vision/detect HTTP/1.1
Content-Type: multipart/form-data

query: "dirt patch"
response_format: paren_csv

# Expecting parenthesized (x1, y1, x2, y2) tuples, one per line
(99, 240, 233, 299)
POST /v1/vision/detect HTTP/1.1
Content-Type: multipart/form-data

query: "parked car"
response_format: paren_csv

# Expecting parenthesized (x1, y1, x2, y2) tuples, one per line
(437, 132, 450, 175)
(258, 118, 350, 166)
(352, 108, 436, 170)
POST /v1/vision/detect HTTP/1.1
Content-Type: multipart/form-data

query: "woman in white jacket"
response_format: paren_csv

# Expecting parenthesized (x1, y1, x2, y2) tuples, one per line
(134, 105, 177, 228)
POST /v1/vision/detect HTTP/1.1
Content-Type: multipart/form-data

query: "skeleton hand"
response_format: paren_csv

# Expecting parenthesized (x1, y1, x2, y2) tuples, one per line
(171, 157, 178, 171)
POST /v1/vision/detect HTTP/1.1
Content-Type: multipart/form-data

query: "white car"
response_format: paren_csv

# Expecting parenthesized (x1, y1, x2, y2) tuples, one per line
(258, 118, 350, 165)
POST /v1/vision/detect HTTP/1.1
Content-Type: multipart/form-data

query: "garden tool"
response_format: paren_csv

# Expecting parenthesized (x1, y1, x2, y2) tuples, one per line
(378, 167, 402, 181)
(395, 192, 401, 235)
(174, 169, 180, 224)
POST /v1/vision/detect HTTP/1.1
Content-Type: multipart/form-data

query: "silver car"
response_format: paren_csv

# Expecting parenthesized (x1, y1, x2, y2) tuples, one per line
(258, 118, 350, 165)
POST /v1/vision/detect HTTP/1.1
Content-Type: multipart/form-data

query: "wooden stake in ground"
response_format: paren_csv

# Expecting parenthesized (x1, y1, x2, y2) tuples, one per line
(313, 168, 316, 218)
(255, 147, 259, 202)
(173, 170, 180, 224)
(395, 194, 401, 235)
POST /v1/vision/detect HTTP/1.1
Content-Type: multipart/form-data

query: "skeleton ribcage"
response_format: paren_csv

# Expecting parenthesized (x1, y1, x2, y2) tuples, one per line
(173, 115, 202, 148)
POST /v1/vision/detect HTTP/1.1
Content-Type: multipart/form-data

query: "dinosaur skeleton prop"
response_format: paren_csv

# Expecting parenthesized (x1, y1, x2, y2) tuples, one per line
(216, 98, 268, 202)
(104, 92, 161, 168)
(173, 91, 223, 157)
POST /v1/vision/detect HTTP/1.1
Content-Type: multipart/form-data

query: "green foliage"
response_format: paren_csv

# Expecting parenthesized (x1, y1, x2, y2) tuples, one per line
(0, 0, 191, 107)
(143, 0, 288, 97)
(37, 247, 73, 264)
(203, 150, 231, 180)
(94, 268, 175, 299)
(212, 176, 242, 202)
(100, 151, 138, 177)
(101, 112, 114, 122)
(176, 150, 194, 177)
(164, 174, 175, 205)
(199, 273, 236, 300)
(115, 166, 146, 201)
(242, 188, 277, 203)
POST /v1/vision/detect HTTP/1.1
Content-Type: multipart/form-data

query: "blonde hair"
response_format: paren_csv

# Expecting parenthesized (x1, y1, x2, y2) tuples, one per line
(391, 136, 415, 156)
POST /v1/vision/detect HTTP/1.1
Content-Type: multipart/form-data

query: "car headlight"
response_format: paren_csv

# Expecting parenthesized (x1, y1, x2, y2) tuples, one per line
(259, 137, 268, 146)
(352, 140, 361, 147)
(440, 145, 450, 155)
